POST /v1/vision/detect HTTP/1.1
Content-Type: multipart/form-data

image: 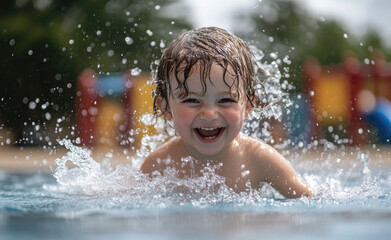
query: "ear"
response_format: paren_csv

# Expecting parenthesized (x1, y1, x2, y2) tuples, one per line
(245, 101, 253, 118)
(156, 96, 172, 121)
(245, 91, 258, 118)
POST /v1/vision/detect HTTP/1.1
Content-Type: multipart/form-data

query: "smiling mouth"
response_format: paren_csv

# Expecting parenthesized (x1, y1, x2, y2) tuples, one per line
(194, 127, 225, 142)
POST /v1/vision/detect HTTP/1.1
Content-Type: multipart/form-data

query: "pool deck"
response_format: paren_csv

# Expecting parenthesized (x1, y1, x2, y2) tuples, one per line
(0, 146, 132, 172)
(0, 145, 391, 172)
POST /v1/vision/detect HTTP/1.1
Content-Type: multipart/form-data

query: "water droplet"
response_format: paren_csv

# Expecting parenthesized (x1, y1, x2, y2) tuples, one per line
(131, 67, 141, 76)
(107, 50, 114, 57)
(241, 170, 250, 177)
(88, 107, 98, 116)
(159, 40, 166, 48)
(28, 101, 37, 109)
(146, 29, 153, 36)
(55, 73, 62, 81)
(125, 36, 134, 45)
(270, 52, 277, 59)
(45, 112, 51, 120)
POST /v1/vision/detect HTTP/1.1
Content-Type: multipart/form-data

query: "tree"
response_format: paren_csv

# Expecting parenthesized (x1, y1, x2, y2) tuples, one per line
(234, 0, 390, 92)
(0, 0, 192, 145)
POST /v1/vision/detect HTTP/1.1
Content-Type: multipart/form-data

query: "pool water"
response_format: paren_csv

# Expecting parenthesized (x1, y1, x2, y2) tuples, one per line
(1, 142, 391, 239)
(1, 47, 390, 240)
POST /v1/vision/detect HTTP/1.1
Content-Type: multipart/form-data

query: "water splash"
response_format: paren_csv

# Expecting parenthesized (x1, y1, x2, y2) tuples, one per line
(360, 152, 372, 182)
(47, 48, 391, 212)
(248, 45, 291, 122)
(50, 139, 272, 210)
(53, 139, 129, 195)
(48, 137, 391, 214)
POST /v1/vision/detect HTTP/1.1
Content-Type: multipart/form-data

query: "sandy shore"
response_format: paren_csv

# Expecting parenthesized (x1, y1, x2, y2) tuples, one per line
(0, 145, 390, 172)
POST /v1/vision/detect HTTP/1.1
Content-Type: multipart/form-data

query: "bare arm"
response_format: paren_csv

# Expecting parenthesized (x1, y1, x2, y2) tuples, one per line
(140, 154, 157, 176)
(254, 144, 314, 198)
(140, 137, 179, 176)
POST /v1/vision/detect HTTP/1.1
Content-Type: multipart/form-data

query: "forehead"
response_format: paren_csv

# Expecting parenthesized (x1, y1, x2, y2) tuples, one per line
(170, 62, 241, 94)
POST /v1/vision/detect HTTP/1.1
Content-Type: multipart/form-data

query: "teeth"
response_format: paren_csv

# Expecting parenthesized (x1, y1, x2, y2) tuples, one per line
(199, 127, 218, 131)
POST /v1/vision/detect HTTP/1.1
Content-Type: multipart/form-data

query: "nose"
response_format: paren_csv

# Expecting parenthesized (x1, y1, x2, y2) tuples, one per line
(200, 104, 219, 120)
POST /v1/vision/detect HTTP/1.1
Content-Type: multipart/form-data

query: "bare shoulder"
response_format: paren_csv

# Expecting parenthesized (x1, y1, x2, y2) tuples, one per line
(240, 135, 313, 198)
(239, 135, 284, 163)
(140, 136, 181, 175)
(239, 135, 291, 179)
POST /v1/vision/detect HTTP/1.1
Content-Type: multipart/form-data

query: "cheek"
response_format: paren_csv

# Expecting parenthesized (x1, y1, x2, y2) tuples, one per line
(224, 106, 245, 122)
(171, 105, 195, 125)
(222, 106, 246, 131)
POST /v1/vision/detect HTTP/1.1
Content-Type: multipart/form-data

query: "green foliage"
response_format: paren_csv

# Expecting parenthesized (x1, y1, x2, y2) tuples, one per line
(234, 0, 390, 92)
(1, 0, 389, 145)
(0, 0, 192, 145)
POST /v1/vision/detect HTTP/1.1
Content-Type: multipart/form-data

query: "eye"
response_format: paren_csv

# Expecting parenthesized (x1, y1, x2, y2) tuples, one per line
(219, 98, 237, 103)
(182, 98, 200, 104)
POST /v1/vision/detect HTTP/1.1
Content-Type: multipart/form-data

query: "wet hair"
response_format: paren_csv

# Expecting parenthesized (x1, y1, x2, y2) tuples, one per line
(153, 26, 265, 116)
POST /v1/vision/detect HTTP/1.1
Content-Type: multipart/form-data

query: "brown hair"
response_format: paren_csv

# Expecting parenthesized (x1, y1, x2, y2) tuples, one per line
(153, 26, 265, 116)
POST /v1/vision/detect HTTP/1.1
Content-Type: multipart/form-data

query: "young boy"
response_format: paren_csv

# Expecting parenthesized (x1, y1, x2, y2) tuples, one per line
(141, 27, 313, 198)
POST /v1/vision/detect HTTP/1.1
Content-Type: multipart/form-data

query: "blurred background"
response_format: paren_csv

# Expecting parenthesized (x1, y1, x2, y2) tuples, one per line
(1, 0, 390, 150)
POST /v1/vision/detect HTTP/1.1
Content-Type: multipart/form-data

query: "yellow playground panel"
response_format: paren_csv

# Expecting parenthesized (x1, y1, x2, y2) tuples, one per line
(95, 99, 125, 149)
(96, 74, 156, 149)
(76, 70, 156, 149)
(304, 52, 391, 144)
(131, 74, 157, 149)
(313, 72, 350, 125)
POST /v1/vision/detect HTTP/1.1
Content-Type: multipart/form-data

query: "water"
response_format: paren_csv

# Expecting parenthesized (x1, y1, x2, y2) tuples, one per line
(2, 46, 391, 239)
(1, 143, 391, 239)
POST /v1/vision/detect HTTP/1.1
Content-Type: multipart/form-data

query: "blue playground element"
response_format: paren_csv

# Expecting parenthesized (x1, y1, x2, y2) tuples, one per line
(284, 94, 312, 145)
(364, 98, 391, 143)
(97, 73, 126, 98)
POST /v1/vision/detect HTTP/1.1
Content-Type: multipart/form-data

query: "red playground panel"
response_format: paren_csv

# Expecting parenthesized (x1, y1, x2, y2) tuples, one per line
(75, 69, 154, 148)
(303, 51, 391, 145)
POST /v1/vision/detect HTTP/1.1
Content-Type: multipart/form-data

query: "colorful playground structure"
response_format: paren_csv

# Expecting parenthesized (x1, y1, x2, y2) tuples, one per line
(303, 51, 391, 144)
(75, 51, 391, 148)
(75, 69, 155, 148)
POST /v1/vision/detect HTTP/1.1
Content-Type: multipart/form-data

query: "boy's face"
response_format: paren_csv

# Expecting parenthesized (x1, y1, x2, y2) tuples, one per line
(162, 63, 252, 159)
